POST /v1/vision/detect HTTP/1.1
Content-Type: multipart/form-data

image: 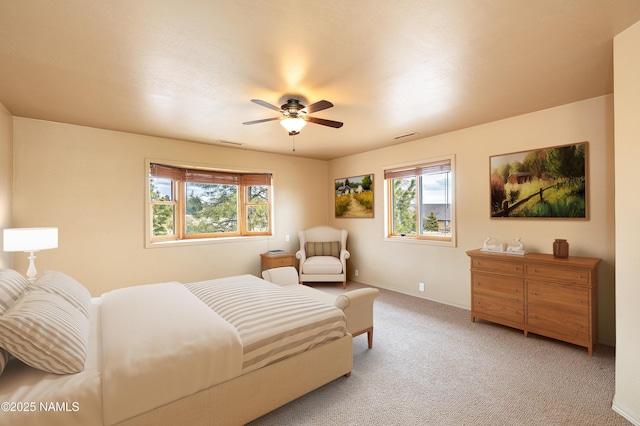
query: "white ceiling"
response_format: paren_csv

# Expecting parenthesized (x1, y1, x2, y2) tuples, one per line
(1, 1, 640, 161)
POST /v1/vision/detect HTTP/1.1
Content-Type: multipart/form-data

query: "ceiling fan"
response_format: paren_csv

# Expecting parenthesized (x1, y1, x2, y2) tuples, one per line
(242, 98, 344, 135)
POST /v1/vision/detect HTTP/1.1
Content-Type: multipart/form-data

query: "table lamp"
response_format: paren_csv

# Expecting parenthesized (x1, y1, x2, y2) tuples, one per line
(3, 227, 58, 283)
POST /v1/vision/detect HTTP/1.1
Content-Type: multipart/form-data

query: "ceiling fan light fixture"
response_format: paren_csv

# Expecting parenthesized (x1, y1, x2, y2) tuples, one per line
(280, 117, 306, 135)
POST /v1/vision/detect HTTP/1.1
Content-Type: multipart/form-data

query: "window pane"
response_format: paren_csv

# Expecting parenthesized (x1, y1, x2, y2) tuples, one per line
(420, 172, 452, 237)
(185, 183, 238, 234)
(247, 185, 268, 203)
(247, 205, 269, 232)
(152, 204, 175, 236)
(150, 178, 174, 201)
(392, 177, 416, 235)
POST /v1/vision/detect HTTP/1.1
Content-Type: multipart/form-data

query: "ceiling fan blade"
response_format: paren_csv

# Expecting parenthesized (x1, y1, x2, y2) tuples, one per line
(250, 99, 282, 112)
(305, 100, 333, 113)
(242, 117, 279, 125)
(306, 116, 343, 128)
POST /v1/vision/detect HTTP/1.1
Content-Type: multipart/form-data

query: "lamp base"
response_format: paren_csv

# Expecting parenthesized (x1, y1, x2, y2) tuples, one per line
(26, 251, 38, 284)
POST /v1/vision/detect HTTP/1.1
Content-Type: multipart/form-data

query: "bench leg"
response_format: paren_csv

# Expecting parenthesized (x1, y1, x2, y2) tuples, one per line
(353, 327, 374, 349)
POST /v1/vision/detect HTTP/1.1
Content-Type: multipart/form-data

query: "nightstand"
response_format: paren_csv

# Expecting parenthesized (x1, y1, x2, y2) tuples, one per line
(260, 252, 296, 271)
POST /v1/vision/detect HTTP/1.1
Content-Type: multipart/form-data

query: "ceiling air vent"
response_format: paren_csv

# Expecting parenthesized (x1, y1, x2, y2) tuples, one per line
(393, 132, 419, 140)
(216, 139, 242, 146)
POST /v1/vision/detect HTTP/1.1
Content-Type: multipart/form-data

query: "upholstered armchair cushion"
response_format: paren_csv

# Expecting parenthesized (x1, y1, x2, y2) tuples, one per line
(300, 256, 343, 275)
(305, 241, 341, 258)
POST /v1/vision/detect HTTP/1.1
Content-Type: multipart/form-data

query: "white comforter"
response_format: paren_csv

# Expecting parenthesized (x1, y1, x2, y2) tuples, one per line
(100, 282, 243, 425)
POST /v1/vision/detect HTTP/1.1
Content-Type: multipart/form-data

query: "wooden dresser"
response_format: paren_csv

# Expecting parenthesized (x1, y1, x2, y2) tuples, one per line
(466, 249, 600, 355)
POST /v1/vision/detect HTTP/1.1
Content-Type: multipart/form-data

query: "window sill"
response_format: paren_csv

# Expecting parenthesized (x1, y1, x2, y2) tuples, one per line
(146, 235, 273, 249)
(383, 236, 456, 248)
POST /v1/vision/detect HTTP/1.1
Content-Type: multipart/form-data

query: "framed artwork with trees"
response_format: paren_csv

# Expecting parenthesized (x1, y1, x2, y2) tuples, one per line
(335, 174, 374, 218)
(490, 142, 588, 219)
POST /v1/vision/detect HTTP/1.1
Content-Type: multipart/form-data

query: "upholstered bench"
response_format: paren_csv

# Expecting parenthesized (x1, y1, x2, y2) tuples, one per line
(262, 267, 380, 348)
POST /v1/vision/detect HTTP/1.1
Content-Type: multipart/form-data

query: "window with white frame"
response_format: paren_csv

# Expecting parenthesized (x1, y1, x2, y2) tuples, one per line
(149, 163, 272, 242)
(384, 156, 454, 244)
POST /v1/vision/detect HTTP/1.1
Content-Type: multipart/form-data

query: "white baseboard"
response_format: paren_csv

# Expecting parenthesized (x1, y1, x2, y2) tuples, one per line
(613, 397, 640, 426)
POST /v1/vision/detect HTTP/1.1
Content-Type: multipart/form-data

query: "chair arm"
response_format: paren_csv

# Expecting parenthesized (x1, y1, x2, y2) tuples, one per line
(334, 288, 379, 310)
(339, 249, 350, 274)
(295, 250, 306, 263)
(334, 288, 379, 336)
(340, 249, 350, 262)
(262, 267, 299, 286)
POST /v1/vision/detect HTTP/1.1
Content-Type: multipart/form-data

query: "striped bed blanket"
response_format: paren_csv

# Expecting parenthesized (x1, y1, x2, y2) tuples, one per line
(186, 274, 348, 374)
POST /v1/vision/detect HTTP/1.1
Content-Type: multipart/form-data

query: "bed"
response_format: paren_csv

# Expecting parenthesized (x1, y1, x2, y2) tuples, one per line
(0, 270, 352, 426)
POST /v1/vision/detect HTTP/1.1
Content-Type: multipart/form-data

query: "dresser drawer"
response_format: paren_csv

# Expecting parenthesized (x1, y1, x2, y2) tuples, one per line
(473, 273, 524, 301)
(527, 280, 589, 313)
(527, 304, 589, 341)
(472, 258, 523, 275)
(473, 294, 524, 324)
(260, 252, 295, 271)
(525, 264, 591, 285)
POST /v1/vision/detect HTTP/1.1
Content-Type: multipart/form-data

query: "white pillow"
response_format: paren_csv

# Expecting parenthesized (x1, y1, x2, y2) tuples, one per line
(0, 291, 89, 374)
(0, 269, 30, 315)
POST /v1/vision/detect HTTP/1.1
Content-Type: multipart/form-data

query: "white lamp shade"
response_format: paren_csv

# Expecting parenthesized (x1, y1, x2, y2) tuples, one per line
(3, 228, 58, 252)
(280, 117, 307, 134)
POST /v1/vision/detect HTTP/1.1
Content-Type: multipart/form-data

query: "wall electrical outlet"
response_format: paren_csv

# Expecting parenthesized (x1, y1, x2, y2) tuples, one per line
(285, 234, 290, 242)
(355, 269, 359, 277)
(419, 282, 425, 292)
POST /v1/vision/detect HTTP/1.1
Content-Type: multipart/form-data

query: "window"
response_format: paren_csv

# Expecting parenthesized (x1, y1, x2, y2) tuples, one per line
(149, 163, 272, 243)
(384, 156, 455, 244)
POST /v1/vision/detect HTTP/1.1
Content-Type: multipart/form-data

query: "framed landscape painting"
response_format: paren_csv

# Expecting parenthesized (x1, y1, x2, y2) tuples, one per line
(490, 142, 588, 219)
(335, 174, 374, 218)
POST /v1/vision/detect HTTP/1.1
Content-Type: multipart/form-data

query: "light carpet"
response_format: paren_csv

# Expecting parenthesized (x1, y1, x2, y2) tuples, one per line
(249, 281, 629, 425)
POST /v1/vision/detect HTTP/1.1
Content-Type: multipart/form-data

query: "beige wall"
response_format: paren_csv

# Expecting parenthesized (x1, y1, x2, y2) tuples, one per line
(328, 95, 616, 346)
(613, 20, 640, 425)
(0, 103, 13, 269)
(12, 118, 329, 296)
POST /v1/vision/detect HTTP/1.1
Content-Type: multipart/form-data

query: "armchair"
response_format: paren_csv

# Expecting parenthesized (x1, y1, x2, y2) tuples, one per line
(296, 226, 350, 288)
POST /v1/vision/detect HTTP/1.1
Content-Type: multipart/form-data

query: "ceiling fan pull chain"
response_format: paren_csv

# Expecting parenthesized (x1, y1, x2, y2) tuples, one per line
(292, 135, 296, 152)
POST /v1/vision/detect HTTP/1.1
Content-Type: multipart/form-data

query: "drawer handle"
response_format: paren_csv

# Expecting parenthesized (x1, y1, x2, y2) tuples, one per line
(578, 274, 583, 278)
(532, 292, 537, 296)
(577, 300, 582, 304)
(514, 289, 518, 293)
(532, 268, 536, 272)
